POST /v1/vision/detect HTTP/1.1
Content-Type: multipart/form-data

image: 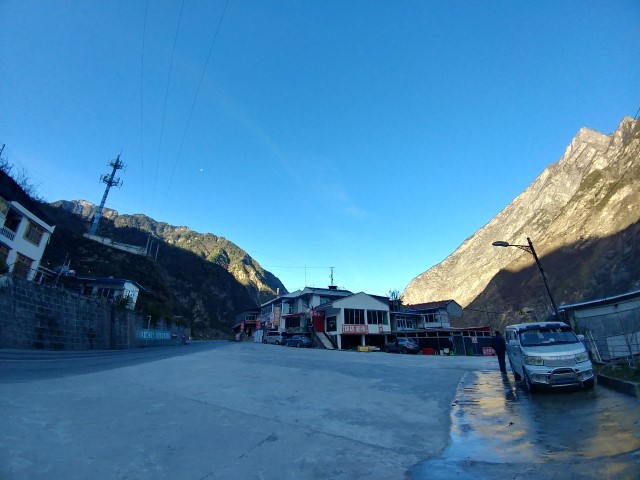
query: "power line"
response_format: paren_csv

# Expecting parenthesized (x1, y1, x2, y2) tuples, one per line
(153, 0, 185, 207)
(167, 0, 231, 195)
(261, 266, 334, 269)
(140, 0, 149, 210)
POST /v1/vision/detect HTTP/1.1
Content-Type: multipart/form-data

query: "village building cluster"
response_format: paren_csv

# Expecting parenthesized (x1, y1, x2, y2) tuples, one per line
(234, 285, 494, 355)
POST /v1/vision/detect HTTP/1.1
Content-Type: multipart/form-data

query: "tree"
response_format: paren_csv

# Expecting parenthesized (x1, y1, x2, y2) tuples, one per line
(388, 289, 403, 311)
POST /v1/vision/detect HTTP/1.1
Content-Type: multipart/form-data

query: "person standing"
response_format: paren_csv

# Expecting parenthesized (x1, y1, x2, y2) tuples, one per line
(491, 330, 507, 373)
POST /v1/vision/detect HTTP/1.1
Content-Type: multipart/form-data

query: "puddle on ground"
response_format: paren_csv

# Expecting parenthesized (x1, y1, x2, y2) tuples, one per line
(408, 369, 640, 479)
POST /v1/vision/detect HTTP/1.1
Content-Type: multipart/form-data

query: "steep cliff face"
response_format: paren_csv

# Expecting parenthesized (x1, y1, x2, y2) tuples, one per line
(403, 117, 640, 325)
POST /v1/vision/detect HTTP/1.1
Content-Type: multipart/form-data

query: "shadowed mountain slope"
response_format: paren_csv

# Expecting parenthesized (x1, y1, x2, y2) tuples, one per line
(403, 117, 640, 326)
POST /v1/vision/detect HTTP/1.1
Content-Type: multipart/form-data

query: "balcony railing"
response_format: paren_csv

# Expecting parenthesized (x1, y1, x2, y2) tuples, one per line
(0, 226, 16, 241)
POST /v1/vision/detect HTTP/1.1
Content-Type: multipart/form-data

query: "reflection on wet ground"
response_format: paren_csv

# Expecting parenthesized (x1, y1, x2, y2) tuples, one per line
(409, 369, 640, 479)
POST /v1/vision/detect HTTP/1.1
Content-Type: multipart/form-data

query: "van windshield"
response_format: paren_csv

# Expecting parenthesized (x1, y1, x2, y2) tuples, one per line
(519, 327, 579, 347)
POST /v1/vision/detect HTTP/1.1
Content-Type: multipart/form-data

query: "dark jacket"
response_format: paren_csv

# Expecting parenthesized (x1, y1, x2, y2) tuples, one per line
(491, 334, 506, 354)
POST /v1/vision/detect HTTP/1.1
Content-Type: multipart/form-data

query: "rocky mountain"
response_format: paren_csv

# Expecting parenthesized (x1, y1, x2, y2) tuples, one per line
(52, 200, 286, 305)
(403, 117, 640, 330)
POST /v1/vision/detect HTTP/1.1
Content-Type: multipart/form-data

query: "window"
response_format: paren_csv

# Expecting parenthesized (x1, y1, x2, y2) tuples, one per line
(326, 316, 337, 332)
(0, 243, 8, 263)
(3, 210, 21, 233)
(24, 220, 44, 246)
(319, 296, 332, 305)
(396, 315, 416, 330)
(423, 312, 437, 323)
(367, 310, 387, 325)
(0, 196, 9, 216)
(344, 309, 365, 324)
(285, 317, 301, 329)
(13, 253, 33, 279)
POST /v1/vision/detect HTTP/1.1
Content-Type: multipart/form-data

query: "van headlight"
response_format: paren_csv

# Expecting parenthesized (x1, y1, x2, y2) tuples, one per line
(524, 356, 544, 366)
(575, 352, 589, 363)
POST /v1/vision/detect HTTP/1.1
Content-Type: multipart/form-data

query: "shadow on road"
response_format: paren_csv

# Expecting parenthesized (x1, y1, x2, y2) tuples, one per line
(0, 341, 223, 383)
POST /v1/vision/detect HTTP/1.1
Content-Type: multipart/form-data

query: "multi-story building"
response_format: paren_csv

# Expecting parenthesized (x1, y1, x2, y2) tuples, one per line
(255, 286, 391, 350)
(0, 196, 55, 281)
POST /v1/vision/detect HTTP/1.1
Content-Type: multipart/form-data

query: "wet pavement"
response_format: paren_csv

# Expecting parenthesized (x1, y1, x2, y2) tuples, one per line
(409, 370, 640, 479)
(2, 344, 639, 479)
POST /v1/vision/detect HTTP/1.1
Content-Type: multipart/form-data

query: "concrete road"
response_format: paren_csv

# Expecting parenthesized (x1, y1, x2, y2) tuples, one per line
(1, 341, 639, 479)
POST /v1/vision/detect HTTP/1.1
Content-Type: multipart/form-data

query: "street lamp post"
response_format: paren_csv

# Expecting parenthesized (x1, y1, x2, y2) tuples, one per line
(492, 237, 560, 319)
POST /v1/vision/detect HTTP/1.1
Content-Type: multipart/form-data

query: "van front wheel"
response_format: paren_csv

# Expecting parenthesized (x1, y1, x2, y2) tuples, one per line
(583, 378, 595, 389)
(523, 371, 536, 393)
(512, 367, 521, 381)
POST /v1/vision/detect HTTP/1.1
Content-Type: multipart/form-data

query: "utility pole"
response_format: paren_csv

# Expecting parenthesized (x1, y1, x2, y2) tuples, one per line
(89, 154, 125, 236)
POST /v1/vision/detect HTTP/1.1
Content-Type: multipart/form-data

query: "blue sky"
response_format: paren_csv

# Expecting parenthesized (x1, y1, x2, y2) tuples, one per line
(1, 1, 639, 296)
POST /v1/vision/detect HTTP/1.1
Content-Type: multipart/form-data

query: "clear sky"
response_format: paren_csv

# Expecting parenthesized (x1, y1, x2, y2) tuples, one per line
(1, 1, 639, 297)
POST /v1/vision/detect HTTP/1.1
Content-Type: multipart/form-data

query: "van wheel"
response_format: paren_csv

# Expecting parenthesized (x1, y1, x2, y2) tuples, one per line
(262, 339, 267, 344)
(583, 378, 595, 389)
(275, 340, 280, 345)
(523, 371, 536, 393)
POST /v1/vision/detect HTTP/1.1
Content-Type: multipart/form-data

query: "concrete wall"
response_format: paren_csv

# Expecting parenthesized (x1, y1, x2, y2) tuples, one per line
(0, 276, 183, 350)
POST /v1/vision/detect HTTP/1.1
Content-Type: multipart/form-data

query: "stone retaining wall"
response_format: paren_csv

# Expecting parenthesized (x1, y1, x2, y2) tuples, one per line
(0, 276, 183, 350)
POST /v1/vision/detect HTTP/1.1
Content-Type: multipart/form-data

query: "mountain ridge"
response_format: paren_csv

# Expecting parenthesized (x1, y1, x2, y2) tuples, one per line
(52, 199, 287, 305)
(403, 116, 640, 327)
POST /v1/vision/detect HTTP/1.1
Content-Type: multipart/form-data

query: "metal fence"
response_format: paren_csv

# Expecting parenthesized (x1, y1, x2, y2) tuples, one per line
(574, 309, 640, 365)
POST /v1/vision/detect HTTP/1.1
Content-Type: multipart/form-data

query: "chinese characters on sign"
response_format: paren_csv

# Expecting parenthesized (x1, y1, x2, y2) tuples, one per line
(342, 324, 369, 334)
(273, 305, 281, 327)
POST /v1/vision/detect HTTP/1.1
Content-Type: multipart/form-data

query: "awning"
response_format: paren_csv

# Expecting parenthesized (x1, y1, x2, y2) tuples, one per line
(282, 312, 305, 318)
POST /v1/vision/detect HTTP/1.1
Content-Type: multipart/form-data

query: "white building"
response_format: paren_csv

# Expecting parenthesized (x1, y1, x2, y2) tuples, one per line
(391, 300, 463, 330)
(560, 290, 640, 362)
(314, 292, 391, 350)
(71, 276, 143, 310)
(255, 286, 391, 350)
(0, 197, 55, 281)
(255, 286, 353, 344)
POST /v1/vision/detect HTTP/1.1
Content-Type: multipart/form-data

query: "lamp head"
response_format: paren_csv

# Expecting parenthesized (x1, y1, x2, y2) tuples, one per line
(492, 241, 510, 247)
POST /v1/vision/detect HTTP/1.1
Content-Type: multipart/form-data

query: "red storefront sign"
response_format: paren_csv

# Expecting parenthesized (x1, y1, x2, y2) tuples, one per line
(273, 305, 281, 327)
(342, 324, 369, 334)
(482, 347, 496, 356)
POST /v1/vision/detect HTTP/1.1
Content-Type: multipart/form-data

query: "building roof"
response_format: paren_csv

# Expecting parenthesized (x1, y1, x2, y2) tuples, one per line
(314, 291, 388, 310)
(559, 289, 640, 311)
(299, 286, 353, 296)
(259, 286, 353, 307)
(73, 276, 145, 291)
(404, 300, 458, 310)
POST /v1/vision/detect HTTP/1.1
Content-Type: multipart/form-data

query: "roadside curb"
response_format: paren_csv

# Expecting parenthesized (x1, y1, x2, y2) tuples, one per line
(597, 373, 640, 398)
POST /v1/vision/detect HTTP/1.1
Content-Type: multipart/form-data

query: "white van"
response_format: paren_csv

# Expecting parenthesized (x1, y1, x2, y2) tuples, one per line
(505, 321, 595, 392)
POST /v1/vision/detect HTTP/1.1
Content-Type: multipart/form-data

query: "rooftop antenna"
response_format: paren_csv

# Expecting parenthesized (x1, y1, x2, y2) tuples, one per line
(330, 267, 335, 287)
(88, 154, 125, 236)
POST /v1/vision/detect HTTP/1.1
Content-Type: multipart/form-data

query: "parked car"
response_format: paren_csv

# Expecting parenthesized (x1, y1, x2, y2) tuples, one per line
(286, 335, 312, 348)
(263, 331, 286, 345)
(384, 337, 420, 354)
(505, 322, 595, 392)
